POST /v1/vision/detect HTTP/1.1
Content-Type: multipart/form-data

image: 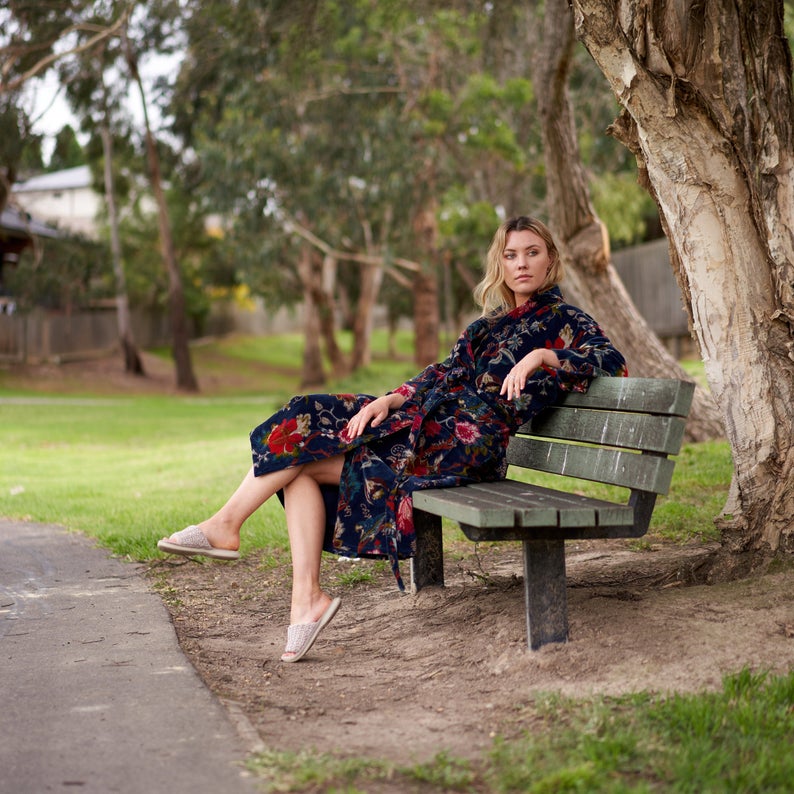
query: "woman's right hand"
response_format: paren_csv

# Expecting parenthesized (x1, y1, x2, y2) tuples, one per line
(343, 393, 406, 439)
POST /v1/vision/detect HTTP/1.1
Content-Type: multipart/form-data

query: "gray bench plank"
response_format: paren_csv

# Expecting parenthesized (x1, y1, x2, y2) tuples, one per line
(524, 408, 687, 454)
(414, 480, 635, 529)
(507, 439, 677, 494)
(554, 377, 694, 415)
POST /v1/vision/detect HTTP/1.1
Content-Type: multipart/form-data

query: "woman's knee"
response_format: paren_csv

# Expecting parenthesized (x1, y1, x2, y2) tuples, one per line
(304, 454, 344, 485)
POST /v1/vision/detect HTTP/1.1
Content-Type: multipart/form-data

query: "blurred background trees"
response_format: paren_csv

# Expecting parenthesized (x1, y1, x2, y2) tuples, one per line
(2, 0, 660, 385)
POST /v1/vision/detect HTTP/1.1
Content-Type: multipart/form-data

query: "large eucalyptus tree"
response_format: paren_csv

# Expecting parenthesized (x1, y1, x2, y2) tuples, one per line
(2, 1, 197, 389)
(573, 0, 794, 568)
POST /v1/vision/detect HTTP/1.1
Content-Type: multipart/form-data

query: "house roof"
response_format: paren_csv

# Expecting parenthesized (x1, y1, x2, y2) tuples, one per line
(1, 206, 60, 239)
(12, 165, 92, 193)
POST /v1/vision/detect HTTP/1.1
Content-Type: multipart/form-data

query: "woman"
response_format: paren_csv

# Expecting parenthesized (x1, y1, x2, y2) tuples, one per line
(158, 216, 627, 662)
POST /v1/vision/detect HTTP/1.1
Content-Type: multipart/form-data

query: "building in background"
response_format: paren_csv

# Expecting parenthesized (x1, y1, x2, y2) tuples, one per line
(11, 165, 99, 238)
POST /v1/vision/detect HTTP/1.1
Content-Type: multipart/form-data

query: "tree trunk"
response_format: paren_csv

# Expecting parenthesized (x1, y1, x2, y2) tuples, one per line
(296, 246, 326, 389)
(351, 261, 384, 370)
(412, 200, 440, 367)
(124, 32, 198, 392)
(533, 0, 723, 442)
(350, 210, 389, 371)
(99, 78, 144, 377)
(572, 0, 794, 566)
(316, 254, 346, 376)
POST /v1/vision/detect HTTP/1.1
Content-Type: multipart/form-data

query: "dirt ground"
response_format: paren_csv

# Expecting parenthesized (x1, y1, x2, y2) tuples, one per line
(147, 540, 794, 765)
(8, 352, 794, 766)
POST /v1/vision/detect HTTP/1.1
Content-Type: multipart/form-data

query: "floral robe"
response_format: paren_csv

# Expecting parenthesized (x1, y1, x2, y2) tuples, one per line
(251, 287, 627, 588)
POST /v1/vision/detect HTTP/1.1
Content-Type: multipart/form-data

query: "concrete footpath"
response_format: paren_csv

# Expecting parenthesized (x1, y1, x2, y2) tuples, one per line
(0, 520, 261, 794)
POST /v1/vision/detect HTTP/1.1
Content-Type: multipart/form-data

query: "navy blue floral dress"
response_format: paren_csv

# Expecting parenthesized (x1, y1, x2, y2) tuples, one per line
(251, 287, 627, 588)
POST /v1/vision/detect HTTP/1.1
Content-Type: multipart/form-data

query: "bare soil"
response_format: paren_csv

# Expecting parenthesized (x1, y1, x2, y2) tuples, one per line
(9, 352, 794, 766)
(148, 540, 794, 765)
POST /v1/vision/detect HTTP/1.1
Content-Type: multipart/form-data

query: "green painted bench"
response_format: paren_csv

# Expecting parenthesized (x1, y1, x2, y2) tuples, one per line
(410, 377, 695, 650)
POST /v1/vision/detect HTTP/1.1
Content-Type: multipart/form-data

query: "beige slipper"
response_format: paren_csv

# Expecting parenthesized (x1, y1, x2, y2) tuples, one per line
(281, 597, 341, 662)
(157, 525, 240, 560)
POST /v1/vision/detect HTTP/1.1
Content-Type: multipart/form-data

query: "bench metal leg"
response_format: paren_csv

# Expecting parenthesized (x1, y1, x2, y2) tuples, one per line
(523, 538, 569, 650)
(410, 510, 444, 593)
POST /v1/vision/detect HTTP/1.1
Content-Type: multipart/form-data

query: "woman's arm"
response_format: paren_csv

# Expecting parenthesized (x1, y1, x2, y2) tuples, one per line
(341, 391, 407, 440)
(499, 348, 561, 401)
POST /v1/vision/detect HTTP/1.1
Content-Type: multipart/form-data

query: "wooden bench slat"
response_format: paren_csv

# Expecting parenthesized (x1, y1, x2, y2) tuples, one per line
(471, 482, 595, 526)
(552, 376, 695, 416)
(462, 481, 634, 527)
(522, 409, 687, 455)
(411, 487, 518, 527)
(413, 480, 635, 529)
(507, 439, 676, 494)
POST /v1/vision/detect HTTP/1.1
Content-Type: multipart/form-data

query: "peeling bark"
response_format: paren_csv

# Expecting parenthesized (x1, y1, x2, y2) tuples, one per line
(572, 0, 794, 562)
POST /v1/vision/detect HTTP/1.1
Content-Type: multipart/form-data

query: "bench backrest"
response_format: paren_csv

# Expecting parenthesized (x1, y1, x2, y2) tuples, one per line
(507, 377, 695, 498)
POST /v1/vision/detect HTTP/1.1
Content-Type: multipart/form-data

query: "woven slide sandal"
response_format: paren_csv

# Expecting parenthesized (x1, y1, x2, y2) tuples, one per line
(281, 597, 342, 663)
(157, 525, 240, 560)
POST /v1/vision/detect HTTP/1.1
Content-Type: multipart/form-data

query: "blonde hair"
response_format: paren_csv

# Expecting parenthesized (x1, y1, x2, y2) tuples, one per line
(473, 216, 563, 316)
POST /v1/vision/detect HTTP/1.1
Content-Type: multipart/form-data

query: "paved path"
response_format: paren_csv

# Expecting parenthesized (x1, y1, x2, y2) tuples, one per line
(0, 520, 261, 794)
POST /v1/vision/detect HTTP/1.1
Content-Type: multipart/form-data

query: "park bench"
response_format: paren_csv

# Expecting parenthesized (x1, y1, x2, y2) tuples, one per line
(410, 376, 695, 650)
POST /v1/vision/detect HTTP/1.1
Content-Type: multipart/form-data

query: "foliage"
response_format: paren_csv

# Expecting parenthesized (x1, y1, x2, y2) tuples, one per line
(171, 1, 553, 324)
(590, 171, 659, 248)
(4, 0, 663, 352)
(48, 124, 84, 170)
(5, 231, 111, 311)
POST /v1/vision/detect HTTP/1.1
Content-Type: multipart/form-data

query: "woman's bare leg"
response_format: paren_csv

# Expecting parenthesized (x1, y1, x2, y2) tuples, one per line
(282, 455, 345, 626)
(162, 455, 343, 551)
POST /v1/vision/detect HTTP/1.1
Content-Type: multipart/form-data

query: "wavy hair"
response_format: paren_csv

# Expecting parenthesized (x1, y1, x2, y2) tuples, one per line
(473, 216, 563, 317)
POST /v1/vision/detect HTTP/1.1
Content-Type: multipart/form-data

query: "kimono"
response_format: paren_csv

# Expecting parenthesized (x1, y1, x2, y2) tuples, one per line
(251, 286, 627, 588)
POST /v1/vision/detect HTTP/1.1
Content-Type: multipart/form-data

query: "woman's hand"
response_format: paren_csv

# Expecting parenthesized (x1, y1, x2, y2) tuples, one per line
(500, 349, 561, 400)
(343, 393, 407, 439)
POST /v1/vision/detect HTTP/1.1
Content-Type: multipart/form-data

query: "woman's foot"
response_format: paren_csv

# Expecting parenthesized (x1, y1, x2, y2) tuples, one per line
(281, 596, 341, 663)
(157, 524, 240, 560)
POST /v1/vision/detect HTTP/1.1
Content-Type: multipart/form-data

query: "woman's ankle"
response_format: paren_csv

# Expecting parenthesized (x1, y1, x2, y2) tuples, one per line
(198, 520, 241, 550)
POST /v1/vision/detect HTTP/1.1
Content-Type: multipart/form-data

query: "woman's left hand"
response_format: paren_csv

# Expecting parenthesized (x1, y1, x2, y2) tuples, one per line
(500, 349, 561, 400)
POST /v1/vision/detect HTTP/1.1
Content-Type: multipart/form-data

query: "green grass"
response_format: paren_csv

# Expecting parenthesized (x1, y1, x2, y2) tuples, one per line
(245, 668, 794, 792)
(483, 668, 794, 794)
(0, 340, 729, 559)
(0, 395, 288, 558)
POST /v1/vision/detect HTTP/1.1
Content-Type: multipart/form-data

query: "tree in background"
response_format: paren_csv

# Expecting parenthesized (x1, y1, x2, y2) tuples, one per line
(2, 1, 198, 390)
(48, 124, 84, 171)
(58, 32, 147, 376)
(0, 2, 125, 208)
(171, 1, 559, 379)
(573, 0, 794, 571)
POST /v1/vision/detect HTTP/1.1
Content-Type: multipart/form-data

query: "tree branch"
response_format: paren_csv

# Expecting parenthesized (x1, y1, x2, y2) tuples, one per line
(281, 212, 419, 289)
(0, 12, 130, 92)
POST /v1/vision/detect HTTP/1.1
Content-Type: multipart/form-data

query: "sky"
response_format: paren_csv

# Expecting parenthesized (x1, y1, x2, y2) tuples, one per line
(23, 52, 178, 161)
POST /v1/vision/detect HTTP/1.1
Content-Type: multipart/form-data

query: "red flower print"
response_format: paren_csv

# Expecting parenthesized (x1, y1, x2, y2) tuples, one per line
(423, 419, 443, 437)
(454, 421, 481, 445)
(268, 417, 304, 455)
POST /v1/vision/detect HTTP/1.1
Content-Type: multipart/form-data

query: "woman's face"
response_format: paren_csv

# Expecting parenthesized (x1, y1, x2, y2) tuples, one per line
(502, 229, 553, 304)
